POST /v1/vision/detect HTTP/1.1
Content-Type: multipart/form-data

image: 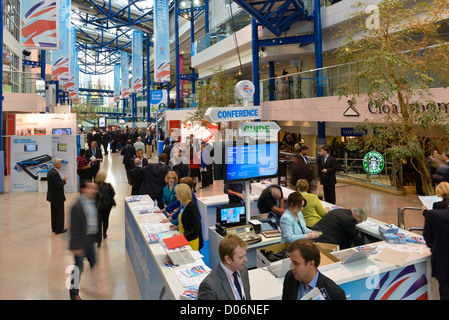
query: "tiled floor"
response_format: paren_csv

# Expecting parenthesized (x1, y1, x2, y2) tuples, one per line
(0, 151, 426, 300)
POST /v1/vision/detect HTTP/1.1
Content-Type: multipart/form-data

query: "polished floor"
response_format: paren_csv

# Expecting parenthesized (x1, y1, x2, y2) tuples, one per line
(0, 150, 427, 300)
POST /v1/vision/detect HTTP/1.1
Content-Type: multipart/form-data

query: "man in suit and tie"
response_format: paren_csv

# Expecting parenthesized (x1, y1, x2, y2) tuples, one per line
(318, 145, 338, 204)
(139, 153, 170, 209)
(290, 146, 313, 190)
(129, 158, 144, 195)
(298, 145, 309, 164)
(85, 141, 103, 181)
(282, 239, 346, 300)
(198, 234, 251, 300)
(46, 158, 68, 234)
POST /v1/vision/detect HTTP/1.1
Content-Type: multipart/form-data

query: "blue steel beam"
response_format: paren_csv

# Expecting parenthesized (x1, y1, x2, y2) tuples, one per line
(233, 0, 312, 36)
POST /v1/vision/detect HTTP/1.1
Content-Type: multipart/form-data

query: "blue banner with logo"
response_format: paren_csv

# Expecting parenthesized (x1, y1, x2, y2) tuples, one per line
(68, 26, 78, 102)
(52, 0, 71, 84)
(132, 31, 143, 95)
(121, 51, 130, 99)
(150, 90, 167, 113)
(114, 64, 121, 104)
(154, 0, 170, 83)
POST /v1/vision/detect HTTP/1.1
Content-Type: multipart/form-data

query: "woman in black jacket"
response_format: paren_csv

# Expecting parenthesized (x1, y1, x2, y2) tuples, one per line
(170, 183, 203, 250)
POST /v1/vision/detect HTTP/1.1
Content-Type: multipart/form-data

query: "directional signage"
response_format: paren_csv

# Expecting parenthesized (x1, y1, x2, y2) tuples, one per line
(238, 122, 280, 137)
(204, 106, 261, 123)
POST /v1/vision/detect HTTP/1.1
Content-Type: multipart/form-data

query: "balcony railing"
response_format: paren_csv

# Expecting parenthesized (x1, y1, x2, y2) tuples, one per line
(259, 60, 447, 102)
(3, 71, 45, 96)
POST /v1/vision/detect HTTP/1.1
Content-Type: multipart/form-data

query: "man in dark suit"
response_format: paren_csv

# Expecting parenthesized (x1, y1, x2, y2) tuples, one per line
(290, 154, 313, 190)
(85, 141, 103, 181)
(121, 139, 136, 182)
(318, 145, 338, 204)
(139, 153, 170, 209)
(46, 158, 67, 234)
(424, 207, 449, 300)
(282, 239, 346, 300)
(298, 145, 310, 164)
(129, 158, 144, 195)
(198, 234, 251, 300)
(68, 180, 99, 300)
(312, 207, 367, 250)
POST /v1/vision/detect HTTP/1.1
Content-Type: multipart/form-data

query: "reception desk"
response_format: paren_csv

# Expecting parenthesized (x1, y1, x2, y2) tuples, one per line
(125, 195, 209, 300)
(249, 218, 433, 300)
(126, 192, 434, 300)
(197, 182, 295, 241)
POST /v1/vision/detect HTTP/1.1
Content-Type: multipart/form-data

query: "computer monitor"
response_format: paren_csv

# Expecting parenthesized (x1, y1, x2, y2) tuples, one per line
(52, 128, 71, 135)
(216, 203, 246, 228)
(224, 141, 278, 183)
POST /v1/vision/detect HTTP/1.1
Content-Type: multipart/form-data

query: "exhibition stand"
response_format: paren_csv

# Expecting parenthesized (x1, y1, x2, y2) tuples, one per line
(7, 113, 80, 193)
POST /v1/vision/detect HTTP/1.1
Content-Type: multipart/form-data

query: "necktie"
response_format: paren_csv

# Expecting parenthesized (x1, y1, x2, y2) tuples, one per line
(233, 272, 244, 300)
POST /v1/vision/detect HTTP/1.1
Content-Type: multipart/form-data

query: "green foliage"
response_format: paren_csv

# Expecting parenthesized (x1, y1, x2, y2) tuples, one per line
(71, 101, 99, 124)
(185, 66, 241, 129)
(336, 0, 449, 195)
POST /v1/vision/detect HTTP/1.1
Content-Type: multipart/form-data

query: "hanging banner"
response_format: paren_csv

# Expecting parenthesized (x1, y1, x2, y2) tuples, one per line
(154, 0, 170, 83)
(150, 90, 167, 114)
(132, 31, 144, 95)
(75, 54, 79, 102)
(67, 26, 78, 102)
(121, 51, 130, 99)
(52, 0, 71, 84)
(114, 64, 121, 104)
(21, 0, 59, 49)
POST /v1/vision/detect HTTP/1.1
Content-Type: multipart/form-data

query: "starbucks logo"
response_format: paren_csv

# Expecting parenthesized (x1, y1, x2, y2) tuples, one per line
(363, 151, 384, 175)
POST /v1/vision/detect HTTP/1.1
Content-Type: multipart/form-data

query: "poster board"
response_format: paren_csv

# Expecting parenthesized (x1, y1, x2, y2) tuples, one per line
(10, 135, 78, 193)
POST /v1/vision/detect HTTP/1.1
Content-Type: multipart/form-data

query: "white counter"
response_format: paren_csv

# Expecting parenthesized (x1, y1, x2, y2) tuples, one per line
(197, 182, 296, 241)
(125, 195, 208, 300)
(249, 237, 432, 300)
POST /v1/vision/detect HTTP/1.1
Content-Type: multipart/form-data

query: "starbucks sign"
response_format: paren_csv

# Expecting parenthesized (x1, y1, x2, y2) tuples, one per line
(363, 151, 385, 175)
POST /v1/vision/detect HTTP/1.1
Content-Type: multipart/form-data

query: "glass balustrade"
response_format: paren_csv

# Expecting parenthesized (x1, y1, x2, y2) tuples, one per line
(3, 71, 45, 96)
(259, 60, 447, 102)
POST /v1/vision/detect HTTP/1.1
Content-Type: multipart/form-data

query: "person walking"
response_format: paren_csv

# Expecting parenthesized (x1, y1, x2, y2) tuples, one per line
(68, 180, 99, 300)
(95, 171, 116, 246)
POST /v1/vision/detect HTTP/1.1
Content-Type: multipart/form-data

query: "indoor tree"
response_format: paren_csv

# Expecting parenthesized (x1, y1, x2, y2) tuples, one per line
(185, 66, 241, 135)
(336, 0, 449, 195)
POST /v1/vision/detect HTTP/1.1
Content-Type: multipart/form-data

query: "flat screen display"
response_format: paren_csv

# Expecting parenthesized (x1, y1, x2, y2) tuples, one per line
(98, 116, 106, 128)
(57, 143, 67, 152)
(52, 128, 71, 135)
(24, 144, 38, 152)
(216, 204, 246, 227)
(224, 141, 278, 183)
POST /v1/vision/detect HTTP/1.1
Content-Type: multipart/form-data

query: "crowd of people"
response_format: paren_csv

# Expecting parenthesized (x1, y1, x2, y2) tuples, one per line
(54, 125, 449, 301)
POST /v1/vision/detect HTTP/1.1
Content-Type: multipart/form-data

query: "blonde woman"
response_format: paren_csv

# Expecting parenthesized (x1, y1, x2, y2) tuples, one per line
(296, 179, 329, 228)
(95, 171, 116, 245)
(423, 181, 449, 218)
(170, 183, 203, 250)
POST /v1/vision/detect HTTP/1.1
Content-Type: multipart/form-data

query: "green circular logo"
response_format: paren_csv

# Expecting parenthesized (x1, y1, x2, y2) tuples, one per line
(363, 151, 384, 175)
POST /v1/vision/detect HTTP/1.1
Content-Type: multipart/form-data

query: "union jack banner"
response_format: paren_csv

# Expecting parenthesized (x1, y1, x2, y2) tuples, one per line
(21, 0, 59, 49)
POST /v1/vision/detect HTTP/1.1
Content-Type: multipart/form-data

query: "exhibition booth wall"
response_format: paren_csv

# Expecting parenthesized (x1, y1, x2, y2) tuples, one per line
(6, 113, 80, 193)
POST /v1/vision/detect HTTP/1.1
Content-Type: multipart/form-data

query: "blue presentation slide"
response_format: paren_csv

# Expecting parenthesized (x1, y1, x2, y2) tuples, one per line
(226, 143, 277, 181)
